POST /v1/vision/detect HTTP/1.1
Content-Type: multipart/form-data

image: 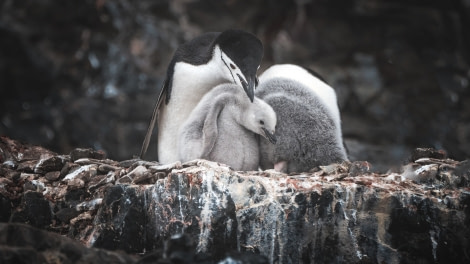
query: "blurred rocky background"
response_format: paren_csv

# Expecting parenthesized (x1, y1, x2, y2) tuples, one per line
(1, 0, 469, 172)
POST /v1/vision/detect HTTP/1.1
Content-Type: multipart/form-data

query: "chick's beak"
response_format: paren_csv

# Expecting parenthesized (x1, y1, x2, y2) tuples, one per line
(262, 127, 277, 144)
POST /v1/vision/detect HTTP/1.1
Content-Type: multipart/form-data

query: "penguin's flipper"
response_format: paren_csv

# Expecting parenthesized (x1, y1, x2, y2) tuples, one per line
(200, 102, 224, 158)
(139, 77, 170, 160)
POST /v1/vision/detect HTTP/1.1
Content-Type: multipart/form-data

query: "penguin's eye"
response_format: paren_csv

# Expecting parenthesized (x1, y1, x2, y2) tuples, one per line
(259, 120, 264, 125)
(230, 63, 236, 70)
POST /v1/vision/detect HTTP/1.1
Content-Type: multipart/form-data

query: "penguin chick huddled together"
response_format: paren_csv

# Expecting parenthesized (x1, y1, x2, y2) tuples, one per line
(178, 83, 277, 171)
(140, 29, 263, 163)
(256, 64, 348, 173)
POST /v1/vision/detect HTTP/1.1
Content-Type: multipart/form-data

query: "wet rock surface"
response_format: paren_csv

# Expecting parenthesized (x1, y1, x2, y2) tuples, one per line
(1, 136, 470, 263)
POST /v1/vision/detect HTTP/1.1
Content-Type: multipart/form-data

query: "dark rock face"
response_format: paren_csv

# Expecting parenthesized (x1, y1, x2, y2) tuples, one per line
(1, 137, 470, 263)
(10, 191, 52, 228)
(0, 223, 137, 264)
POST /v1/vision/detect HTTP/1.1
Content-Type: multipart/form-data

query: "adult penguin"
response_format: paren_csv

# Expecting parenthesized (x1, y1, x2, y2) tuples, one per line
(140, 30, 263, 163)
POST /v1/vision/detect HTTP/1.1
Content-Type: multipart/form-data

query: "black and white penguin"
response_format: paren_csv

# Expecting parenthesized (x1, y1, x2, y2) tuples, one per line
(178, 83, 277, 171)
(140, 30, 263, 163)
(255, 64, 347, 173)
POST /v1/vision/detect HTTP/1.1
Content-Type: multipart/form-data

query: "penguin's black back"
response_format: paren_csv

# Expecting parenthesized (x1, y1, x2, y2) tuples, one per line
(162, 30, 263, 104)
(163, 32, 220, 104)
(173, 32, 220, 65)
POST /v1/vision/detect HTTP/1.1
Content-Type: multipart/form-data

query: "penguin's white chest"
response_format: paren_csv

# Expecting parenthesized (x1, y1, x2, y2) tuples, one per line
(170, 61, 226, 113)
(157, 60, 229, 163)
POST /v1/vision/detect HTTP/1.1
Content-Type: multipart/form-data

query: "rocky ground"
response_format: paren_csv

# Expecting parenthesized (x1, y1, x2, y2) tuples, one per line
(1, 136, 469, 263)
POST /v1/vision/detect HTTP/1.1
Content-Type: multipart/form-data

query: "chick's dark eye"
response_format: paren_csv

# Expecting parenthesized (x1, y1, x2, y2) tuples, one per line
(259, 120, 264, 125)
(230, 63, 236, 70)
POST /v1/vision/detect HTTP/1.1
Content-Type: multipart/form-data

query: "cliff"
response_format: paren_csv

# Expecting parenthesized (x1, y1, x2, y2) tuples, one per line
(1, 136, 469, 263)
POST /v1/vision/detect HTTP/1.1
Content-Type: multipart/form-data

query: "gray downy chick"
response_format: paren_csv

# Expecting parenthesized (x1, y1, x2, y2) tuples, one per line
(256, 64, 347, 173)
(178, 83, 277, 171)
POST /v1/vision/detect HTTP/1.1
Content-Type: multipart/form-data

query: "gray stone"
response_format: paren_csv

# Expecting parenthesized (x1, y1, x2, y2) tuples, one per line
(45, 171, 61, 181)
(70, 148, 106, 161)
(34, 156, 66, 174)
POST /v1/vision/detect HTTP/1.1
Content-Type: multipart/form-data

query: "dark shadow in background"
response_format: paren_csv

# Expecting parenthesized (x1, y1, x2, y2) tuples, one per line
(1, 0, 469, 172)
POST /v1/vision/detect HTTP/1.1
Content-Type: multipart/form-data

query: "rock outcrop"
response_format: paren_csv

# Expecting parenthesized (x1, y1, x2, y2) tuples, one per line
(1, 136, 469, 263)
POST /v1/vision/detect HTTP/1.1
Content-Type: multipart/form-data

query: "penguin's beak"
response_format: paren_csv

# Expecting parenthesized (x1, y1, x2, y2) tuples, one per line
(262, 128, 277, 144)
(237, 74, 255, 102)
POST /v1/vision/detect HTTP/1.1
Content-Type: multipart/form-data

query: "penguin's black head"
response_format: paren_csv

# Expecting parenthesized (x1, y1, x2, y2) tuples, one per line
(216, 29, 263, 102)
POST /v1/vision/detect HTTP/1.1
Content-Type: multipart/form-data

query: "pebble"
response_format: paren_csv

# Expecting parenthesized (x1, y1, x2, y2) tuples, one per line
(4, 171, 20, 182)
(23, 180, 46, 193)
(76, 198, 103, 211)
(98, 164, 120, 173)
(74, 158, 119, 166)
(17, 160, 37, 173)
(63, 164, 98, 182)
(126, 165, 148, 178)
(70, 212, 93, 225)
(132, 173, 156, 184)
(116, 175, 132, 184)
(34, 156, 65, 174)
(349, 161, 372, 177)
(2, 160, 17, 169)
(0, 177, 13, 186)
(67, 178, 85, 189)
(149, 161, 182, 172)
(118, 159, 142, 168)
(60, 162, 80, 178)
(411, 148, 447, 161)
(45, 171, 61, 181)
(319, 162, 350, 175)
(70, 148, 106, 161)
(19, 173, 38, 182)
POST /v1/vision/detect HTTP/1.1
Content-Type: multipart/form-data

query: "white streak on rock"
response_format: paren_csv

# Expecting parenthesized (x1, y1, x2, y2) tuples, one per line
(76, 198, 103, 211)
(197, 170, 215, 253)
(64, 165, 93, 181)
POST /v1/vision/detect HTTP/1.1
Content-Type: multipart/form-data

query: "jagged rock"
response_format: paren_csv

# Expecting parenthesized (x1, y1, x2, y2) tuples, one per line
(0, 136, 57, 162)
(0, 223, 137, 264)
(98, 163, 120, 173)
(70, 148, 106, 162)
(23, 179, 46, 192)
(16, 160, 38, 173)
(1, 137, 470, 263)
(10, 191, 52, 228)
(411, 148, 448, 161)
(45, 171, 61, 181)
(34, 156, 67, 174)
(55, 207, 81, 224)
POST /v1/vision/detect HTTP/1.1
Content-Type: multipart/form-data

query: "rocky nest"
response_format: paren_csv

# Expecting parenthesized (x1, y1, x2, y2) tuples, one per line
(1, 136, 469, 263)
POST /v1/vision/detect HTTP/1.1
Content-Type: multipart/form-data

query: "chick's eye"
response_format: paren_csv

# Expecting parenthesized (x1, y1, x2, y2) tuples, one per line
(230, 63, 236, 70)
(259, 120, 264, 125)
